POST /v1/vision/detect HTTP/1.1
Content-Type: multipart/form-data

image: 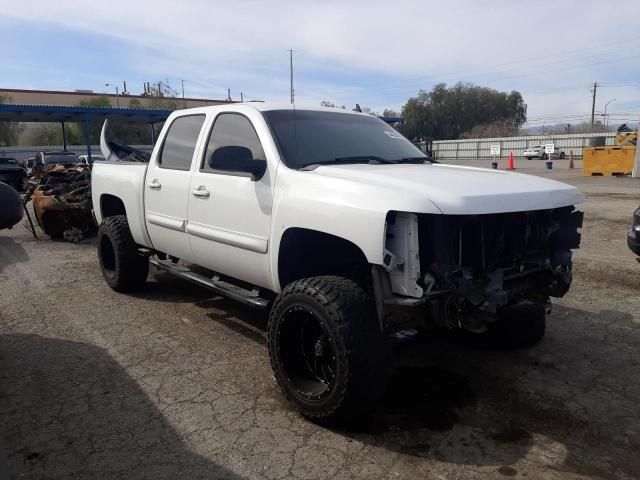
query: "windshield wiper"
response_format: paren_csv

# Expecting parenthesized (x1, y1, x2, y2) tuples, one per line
(396, 156, 438, 164)
(333, 155, 397, 164)
(300, 156, 396, 170)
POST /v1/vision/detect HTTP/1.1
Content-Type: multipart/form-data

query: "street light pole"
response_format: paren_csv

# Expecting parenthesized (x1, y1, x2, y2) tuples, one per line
(603, 98, 616, 127)
(105, 83, 120, 107)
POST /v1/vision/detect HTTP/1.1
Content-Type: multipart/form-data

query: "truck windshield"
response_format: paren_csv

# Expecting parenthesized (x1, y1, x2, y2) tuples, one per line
(263, 110, 427, 169)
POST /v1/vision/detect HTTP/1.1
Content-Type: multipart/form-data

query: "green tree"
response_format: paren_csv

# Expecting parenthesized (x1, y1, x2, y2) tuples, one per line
(30, 123, 82, 146)
(401, 83, 527, 140)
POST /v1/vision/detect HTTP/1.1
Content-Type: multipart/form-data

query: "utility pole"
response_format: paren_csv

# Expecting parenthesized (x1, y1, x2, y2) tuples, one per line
(289, 49, 294, 105)
(181, 79, 185, 99)
(590, 81, 598, 126)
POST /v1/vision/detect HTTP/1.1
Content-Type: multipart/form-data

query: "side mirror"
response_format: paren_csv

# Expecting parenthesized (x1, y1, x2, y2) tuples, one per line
(209, 146, 266, 181)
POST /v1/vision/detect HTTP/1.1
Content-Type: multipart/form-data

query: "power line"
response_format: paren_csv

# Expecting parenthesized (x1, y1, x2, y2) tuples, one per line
(359, 39, 640, 94)
(390, 34, 640, 87)
(598, 84, 640, 88)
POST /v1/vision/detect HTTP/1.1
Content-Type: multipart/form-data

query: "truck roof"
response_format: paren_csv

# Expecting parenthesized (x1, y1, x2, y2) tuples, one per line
(169, 102, 374, 117)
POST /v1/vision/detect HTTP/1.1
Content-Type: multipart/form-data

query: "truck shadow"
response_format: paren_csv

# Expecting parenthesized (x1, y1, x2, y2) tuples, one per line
(335, 304, 640, 478)
(0, 236, 29, 275)
(199, 296, 640, 478)
(0, 334, 241, 480)
(130, 272, 218, 304)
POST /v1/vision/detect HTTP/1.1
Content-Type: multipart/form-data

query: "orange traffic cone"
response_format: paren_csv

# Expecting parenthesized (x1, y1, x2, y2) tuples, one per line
(507, 151, 515, 170)
(568, 150, 574, 169)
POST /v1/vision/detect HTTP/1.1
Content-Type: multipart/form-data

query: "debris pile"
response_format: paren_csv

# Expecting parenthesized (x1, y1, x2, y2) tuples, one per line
(27, 163, 94, 242)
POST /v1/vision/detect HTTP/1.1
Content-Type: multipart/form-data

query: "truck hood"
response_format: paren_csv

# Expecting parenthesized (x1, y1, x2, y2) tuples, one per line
(310, 162, 584, 214)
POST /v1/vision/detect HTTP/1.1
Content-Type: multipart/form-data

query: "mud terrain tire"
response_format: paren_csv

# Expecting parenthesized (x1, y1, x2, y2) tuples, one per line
(98, 215, 148, 292)
(268, 276, 388, 422)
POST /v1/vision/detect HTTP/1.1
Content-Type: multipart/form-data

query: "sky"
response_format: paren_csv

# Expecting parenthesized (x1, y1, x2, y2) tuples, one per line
(1, 0, 639, 128)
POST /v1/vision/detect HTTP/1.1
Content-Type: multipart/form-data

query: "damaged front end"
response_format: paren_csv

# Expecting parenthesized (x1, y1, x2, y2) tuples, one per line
(28, 163, 94, 242)
(375, 208, 583, 333)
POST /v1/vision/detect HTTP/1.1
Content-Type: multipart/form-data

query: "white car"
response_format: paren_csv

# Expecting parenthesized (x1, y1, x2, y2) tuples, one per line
(524, 145, 566, 160)
(92, 104, 584, 421)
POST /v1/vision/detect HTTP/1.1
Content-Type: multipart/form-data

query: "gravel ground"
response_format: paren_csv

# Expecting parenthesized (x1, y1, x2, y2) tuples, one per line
(1, 164, 639, 480)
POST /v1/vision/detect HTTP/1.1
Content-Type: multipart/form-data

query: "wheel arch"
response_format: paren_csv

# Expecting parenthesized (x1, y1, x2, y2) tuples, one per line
(277, 227, 371, 290)
(100, 193, 127, 219)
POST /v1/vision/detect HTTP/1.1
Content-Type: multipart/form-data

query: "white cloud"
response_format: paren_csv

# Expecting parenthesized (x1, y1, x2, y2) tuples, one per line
(2, 0, 639, 123)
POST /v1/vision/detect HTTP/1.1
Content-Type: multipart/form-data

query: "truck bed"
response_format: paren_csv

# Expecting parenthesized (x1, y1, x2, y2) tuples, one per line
(91, 161, 152, 248)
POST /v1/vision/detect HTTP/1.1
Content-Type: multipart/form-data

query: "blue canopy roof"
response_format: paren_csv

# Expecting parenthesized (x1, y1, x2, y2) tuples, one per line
(0, 104, 172, 124)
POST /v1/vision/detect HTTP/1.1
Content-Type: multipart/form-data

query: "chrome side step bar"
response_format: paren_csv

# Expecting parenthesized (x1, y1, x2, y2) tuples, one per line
(149, 258, 270, 309)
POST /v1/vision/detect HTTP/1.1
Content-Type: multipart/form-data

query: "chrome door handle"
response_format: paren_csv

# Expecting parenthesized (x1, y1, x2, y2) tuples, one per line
(191, 187, 210, 198)
(147, 179, 161, 189)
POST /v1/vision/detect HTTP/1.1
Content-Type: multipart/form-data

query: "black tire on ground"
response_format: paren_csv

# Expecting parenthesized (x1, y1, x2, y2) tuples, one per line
(559, 152, 566, 159)
(526, 157, 532, 160)
(97, 215, 149, 292)
(268, 276, 389, 422)
(541, 153, 548, 160)
(464, 302, 546, 350)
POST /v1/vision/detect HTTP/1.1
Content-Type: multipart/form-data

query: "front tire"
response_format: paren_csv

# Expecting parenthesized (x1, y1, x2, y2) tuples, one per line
(268, 276, 388, 422)
(98, 215, 149, 292)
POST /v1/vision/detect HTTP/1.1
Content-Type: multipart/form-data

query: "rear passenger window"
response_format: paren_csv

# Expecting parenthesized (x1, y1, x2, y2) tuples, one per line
(158, 115, 205, 170)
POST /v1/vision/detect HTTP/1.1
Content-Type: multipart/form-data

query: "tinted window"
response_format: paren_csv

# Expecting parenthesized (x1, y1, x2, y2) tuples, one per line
(0, 158, 17, 164)
(159, 115, 205, 170)
(43, 154, 79, 164)
(263, 110, 425, 169)
(202, 113, 265, 172)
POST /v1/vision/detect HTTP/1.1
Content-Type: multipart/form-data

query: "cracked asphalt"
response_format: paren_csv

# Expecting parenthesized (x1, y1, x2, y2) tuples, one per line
(1, 163, 639, 479)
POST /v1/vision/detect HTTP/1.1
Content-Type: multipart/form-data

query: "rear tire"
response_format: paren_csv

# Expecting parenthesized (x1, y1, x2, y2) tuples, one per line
(559, 152, 565, 159)
(465, 302, 546, 350)
(541, 153, 548, 160)
(526, 157, 532, 160)
(98, 215, 148, 292)
(268, 276, 389, 422)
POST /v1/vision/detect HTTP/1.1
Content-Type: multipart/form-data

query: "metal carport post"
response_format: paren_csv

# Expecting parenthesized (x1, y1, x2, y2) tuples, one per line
(82, 113, 91, 162)
(60, 121, 67, 151)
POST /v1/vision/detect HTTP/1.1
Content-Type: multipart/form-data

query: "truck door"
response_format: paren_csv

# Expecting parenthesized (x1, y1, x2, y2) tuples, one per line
(144, 114, 206, 261)
(187, 112, 274, 289)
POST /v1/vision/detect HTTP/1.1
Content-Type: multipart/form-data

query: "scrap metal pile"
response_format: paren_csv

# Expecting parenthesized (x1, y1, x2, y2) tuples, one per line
(27, 163, 94, 242)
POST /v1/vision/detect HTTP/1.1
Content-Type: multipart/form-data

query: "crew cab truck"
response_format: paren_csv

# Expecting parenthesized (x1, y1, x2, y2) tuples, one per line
(92, 104, 584, 421)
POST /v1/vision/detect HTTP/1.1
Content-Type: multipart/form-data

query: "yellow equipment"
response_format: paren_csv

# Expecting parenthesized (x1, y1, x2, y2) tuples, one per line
(583, 131, 638, 176)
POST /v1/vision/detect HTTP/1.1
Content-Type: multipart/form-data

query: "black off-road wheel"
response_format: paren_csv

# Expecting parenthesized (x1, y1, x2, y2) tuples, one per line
(465, 302, 546, 350)
(98, 215, 149, 292)
(559, 152, 566, 159)
(268, 276, 389, 422)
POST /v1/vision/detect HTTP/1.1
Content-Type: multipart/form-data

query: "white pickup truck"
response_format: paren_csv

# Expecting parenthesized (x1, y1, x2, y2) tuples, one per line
(92, 103, 583, 421)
